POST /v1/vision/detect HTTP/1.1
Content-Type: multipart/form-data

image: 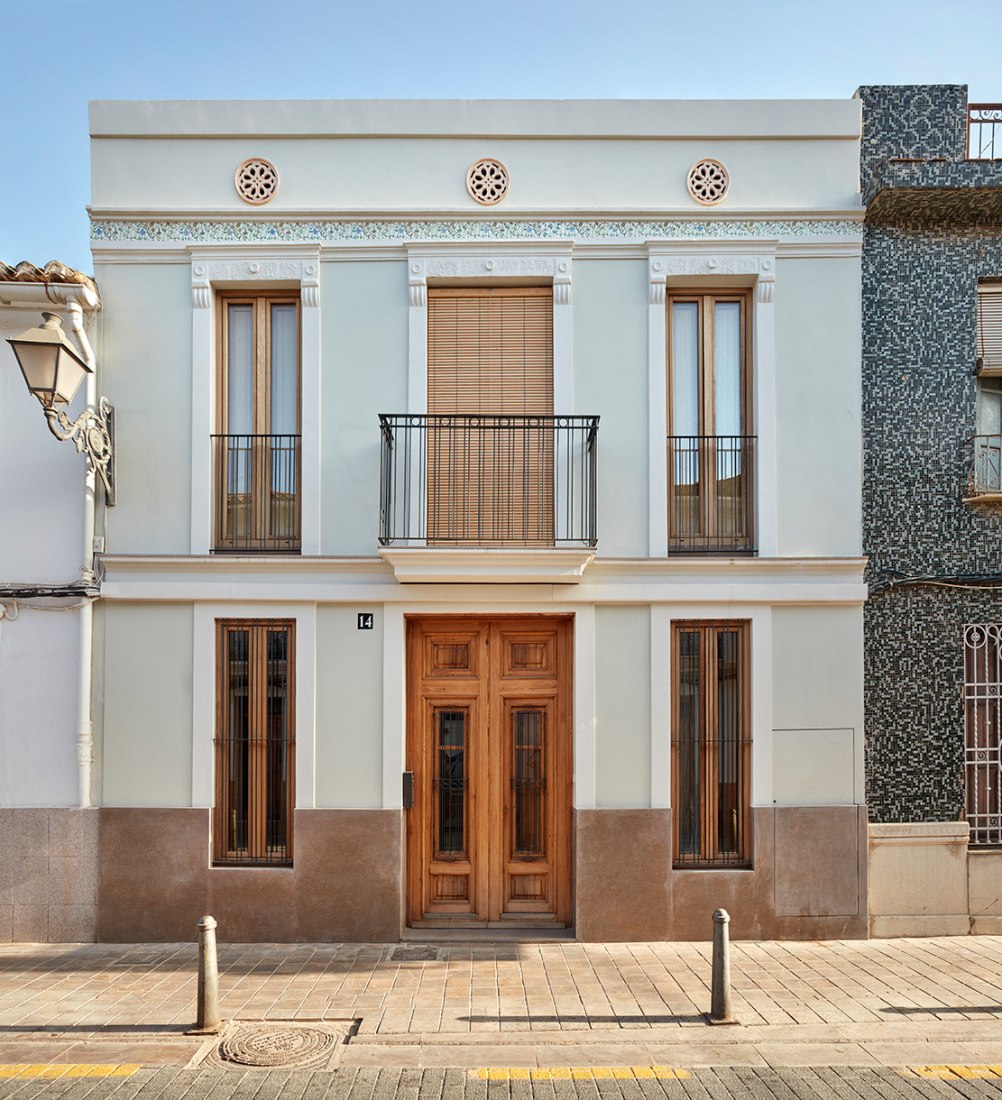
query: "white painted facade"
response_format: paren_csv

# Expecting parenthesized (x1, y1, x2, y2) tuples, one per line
(3, 98, 867, 942)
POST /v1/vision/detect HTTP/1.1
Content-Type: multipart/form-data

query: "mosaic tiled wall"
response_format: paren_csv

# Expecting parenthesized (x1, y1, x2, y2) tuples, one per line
(859, 85, 1002, 823)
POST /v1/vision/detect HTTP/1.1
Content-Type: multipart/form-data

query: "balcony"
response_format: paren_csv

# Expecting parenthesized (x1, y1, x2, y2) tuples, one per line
(969, 105, 1002, 160)
(212, 433, 302, 552)
(966, 434, 1002, 502)
(378, 414, 598, 582)
(668, 435, 756, 554)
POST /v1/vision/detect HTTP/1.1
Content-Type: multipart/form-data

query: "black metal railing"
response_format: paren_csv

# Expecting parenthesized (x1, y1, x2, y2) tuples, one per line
(212, 433, 302, 552)
(967, 434, 1002, 497)
(968, 105, 1002, 160)
(379, 414, 599, 547)
(667, 435, 755, 553)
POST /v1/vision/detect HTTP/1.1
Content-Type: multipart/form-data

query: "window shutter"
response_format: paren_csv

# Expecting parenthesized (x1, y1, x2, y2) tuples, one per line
(978, 286, 1002, 373)
(428, 288, 553, 415)
(426, 288, 554, 544)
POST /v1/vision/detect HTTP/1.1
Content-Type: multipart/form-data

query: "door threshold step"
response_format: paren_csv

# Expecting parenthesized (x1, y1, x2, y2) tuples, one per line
(400, 927, 576, 943)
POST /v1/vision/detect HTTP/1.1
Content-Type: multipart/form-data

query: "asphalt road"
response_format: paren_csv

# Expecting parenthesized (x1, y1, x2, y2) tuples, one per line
(3, 1066, 1002, 1100)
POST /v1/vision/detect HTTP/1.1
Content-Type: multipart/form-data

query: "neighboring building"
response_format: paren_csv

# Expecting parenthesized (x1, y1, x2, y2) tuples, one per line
(3, 98, 867, 943)
(0, 261, 101, 942)
(859, 87, 1002, 935)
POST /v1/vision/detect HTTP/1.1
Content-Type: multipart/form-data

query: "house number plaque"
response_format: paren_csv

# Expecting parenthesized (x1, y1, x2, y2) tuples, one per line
(357, 613, 374, 630)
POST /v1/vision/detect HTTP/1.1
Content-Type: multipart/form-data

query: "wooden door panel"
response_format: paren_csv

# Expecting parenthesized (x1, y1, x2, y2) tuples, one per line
(407, 617, 571, 928)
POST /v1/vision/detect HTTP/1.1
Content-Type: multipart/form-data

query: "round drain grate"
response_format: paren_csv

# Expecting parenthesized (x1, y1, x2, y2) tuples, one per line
(219, 1024, 336, 1068)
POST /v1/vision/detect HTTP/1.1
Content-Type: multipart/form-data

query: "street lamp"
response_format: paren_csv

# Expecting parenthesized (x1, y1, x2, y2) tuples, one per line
(7, 312, 115, 504)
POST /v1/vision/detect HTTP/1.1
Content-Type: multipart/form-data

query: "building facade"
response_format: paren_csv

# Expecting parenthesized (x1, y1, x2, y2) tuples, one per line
(860, 86, 1002, 936)
(3, 98, 867, 943)
(0, 262, 102, 943)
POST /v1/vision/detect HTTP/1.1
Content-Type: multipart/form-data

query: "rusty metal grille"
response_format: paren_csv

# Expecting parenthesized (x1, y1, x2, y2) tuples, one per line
(968, 105, 1002, 160)
(968, 434, 1002, 496)
(964, 624, 1002, 847)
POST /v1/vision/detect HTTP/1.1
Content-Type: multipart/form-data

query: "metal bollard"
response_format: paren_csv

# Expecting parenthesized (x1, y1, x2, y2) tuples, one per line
(191, 915, 222, 1034)
(709, 907, 736, 1024)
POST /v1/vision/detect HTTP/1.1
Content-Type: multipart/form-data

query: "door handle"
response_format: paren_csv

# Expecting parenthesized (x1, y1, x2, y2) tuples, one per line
(402, 771, 414, 810)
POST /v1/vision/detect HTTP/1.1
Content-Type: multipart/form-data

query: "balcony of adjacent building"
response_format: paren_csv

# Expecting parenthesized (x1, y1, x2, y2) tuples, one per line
(966, 433, 1002, 503)
(863, 96, 1002, 223)
(377, 413, 598, 582)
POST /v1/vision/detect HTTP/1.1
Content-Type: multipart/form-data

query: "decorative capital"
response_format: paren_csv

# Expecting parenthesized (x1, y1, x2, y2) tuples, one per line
(301, 261, 320, 309)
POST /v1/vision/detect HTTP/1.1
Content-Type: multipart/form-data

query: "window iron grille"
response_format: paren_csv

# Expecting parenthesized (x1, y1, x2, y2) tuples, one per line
(964, 624, 1002, 847)
(214, 621, 295, 866)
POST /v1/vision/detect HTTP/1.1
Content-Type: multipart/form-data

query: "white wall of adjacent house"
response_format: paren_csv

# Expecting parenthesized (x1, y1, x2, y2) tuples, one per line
(0, 306, 94, 807)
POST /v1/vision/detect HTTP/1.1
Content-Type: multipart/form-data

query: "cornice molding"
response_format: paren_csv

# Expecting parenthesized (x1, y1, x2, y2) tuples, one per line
(406, 243, 575, 304)
(188, 246, 321, 308)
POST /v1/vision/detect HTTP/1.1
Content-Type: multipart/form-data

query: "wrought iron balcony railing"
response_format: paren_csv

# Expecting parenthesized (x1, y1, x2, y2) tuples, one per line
(968, 105, 1002, 160)
(379, 414, 599, 547)
(212, 433, 302, 552)
(967, 434, 1002, 498)
(668, 435, 756, 553)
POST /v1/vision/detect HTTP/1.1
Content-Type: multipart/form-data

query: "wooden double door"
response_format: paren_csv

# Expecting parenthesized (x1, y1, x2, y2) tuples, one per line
(406, 616, 573, 928)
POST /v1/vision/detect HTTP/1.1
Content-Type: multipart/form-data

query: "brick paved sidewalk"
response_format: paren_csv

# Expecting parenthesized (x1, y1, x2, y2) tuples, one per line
(0, 937, 1000, 1071)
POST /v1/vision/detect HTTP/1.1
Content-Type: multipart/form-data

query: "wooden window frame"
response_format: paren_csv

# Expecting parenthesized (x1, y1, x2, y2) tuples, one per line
(214, 619, 296, 867)
(666, 290, 754, 551)
(214, 292, 303, 551)
(216, 291, 303, 436)
(671, 620, 752, 868)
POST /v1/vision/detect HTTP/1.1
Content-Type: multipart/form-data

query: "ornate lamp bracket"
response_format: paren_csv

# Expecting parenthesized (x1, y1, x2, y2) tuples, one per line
(43, 395, 116, 505)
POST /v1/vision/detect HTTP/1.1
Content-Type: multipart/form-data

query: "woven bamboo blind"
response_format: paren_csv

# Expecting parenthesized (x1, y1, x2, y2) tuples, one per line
(979, 286, 1002, 373)
(427, 288, 554, 543)
(428, 288, 553, 415)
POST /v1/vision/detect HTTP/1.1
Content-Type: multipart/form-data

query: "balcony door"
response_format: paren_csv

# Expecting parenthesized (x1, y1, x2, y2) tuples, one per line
(427, 287, 553, 544)
(215, 292, 301, 551)
(406, 616, 573, 927)
(667, 291, 753, 552)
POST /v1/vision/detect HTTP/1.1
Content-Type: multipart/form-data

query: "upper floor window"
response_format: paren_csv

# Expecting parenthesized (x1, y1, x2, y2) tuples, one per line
(667, 291, 755, 553)
(971, 285, 1002, 498)
(213, 293, 302, 551)
(964, 623, 1002, 847)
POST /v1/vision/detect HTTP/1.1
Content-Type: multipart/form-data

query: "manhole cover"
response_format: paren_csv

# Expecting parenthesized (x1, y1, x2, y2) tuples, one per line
(211, 1023, 347, 1069)
(388, 945, 440, 962)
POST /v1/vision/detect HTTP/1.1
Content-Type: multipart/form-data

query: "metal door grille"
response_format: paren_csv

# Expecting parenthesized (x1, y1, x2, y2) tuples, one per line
(965, 624, 1002, 846)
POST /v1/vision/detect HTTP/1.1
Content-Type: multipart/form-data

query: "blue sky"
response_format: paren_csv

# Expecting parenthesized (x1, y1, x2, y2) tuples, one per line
(3, 0, 1000, 273)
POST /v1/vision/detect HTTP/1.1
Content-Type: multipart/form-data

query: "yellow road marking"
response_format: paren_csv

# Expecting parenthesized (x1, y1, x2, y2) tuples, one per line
(470, 1066, 690, 1081)
(904, 1065, 1002, 1080)
(0, 1064, 141, 1080)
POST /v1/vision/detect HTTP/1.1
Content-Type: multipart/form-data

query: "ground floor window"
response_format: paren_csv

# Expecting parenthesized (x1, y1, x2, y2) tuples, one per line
(964, 624, 1002, 846)
(671, 620, 751, 867)
(214, 619, 295, 865)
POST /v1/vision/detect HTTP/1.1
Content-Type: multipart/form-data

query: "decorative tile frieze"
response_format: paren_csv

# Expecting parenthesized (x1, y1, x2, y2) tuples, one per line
(92, 217, 862, 246)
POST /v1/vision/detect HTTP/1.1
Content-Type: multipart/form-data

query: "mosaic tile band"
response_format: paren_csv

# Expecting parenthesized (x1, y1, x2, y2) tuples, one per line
(90, 217, 863, 245)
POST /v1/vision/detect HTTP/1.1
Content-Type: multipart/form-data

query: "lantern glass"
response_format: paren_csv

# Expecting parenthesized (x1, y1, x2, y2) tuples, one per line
(7, 313, 91, 408)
